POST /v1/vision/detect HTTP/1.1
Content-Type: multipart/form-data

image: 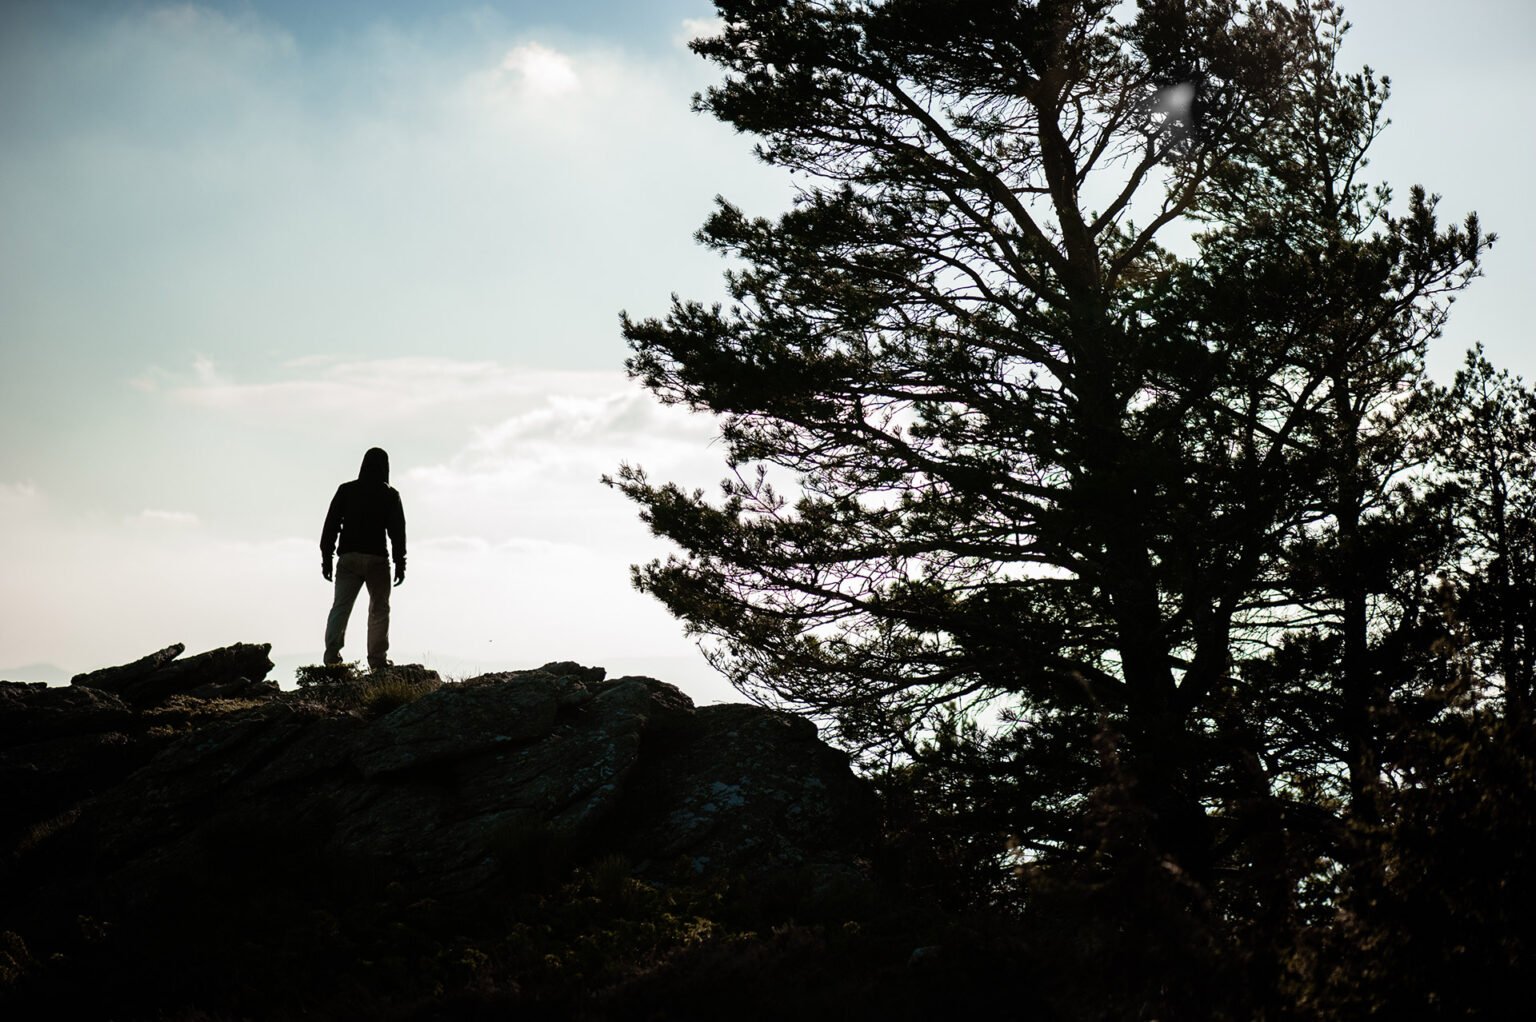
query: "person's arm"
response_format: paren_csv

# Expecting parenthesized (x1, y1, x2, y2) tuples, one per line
(320, 484, 346, 580)
(389, 488, 407, 586)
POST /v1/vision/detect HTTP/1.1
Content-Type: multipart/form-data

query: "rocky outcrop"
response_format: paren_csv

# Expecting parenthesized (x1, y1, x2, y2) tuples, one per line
(69, 642, 185, 695)
(0, 646, 891, 1021)
(0, 681, 133, 745)
(0, 682, 144, 852)
(70, 642, 276, 707)
(1, 643, 283, 851)
(617, 702, 874, 886)
(3, 647, 875, 939)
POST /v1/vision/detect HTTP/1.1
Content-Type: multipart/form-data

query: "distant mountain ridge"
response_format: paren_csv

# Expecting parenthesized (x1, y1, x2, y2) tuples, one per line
(0, 663, 68, 684)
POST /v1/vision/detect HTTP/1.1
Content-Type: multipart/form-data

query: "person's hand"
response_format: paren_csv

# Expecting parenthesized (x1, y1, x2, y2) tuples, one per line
(394, 562, 406, 587)
(322, 558, 333, 582)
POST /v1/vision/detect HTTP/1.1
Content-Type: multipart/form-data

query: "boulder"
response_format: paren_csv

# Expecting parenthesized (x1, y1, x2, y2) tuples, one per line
(73, 643, 273, 709)
(349, 669, 568, 776)
(616, 702, 878, 885)
(70, 643, 184, 693)
(0, 682, 133, 746)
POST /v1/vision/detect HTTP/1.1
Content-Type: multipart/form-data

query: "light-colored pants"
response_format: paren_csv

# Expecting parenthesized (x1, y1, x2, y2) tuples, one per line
(325, 552, 391, 669)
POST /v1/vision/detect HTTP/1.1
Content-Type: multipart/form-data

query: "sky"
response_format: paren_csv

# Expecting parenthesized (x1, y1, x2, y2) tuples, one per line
(1, 0, 1532, 700)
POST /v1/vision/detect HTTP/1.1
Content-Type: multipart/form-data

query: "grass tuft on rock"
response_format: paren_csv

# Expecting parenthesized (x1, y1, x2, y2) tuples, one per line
(359, 670, 441, 716)
(294, 662, 441, 716)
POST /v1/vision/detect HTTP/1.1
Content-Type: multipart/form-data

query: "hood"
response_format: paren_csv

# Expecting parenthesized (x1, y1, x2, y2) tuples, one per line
(358, 447, 390, 484)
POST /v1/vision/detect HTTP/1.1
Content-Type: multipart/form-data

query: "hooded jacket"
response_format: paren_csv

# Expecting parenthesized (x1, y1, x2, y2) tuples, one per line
(320, 447, 407, 564)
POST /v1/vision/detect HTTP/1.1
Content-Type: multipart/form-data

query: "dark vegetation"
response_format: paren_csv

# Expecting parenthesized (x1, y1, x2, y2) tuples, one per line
(604, 0, 1536, 1017)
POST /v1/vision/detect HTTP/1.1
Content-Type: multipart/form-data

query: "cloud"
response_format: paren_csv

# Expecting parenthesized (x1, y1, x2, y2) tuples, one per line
(3, 5, 787, 392)
(678, 17, 726, 46)
(125, 351, 728, 554)
(137, 355, 726, 483)
(457, 390, 709, 460)
(497, 42, 581, 98)
(192, 355, 222, 386)
(0, 482, 48, 532)
(410, 387, 719, 487)
(144, 355, 635, 422)
(0, 481, 42, 506)
(129, 508, 200, 527)
(402, 382, 725, 550)
(464, 37, 651, 135)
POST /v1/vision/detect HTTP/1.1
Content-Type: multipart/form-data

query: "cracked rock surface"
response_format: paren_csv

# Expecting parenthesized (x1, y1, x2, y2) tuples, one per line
(2, 649, 875, 935)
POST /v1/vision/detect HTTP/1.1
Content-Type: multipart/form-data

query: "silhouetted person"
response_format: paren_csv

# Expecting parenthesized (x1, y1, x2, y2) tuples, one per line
(321, 447, 406, 670)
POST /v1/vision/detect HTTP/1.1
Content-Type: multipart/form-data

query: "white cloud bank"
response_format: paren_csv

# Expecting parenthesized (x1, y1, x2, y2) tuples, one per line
(138, 353, 728, 548)
(128, 509, 201, 527)
(136, 355, 625, 421)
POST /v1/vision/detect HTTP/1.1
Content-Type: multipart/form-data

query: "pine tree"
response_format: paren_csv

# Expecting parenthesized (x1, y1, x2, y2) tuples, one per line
(610, 0, 1486, 944)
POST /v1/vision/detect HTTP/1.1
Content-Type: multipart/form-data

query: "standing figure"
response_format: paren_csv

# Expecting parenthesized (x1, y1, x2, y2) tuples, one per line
(321, 447, 406, 670)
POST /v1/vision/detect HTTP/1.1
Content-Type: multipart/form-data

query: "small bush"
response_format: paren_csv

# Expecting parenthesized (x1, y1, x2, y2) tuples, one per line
(293, 663, 369, 711)
(294, 662, 363, 689)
